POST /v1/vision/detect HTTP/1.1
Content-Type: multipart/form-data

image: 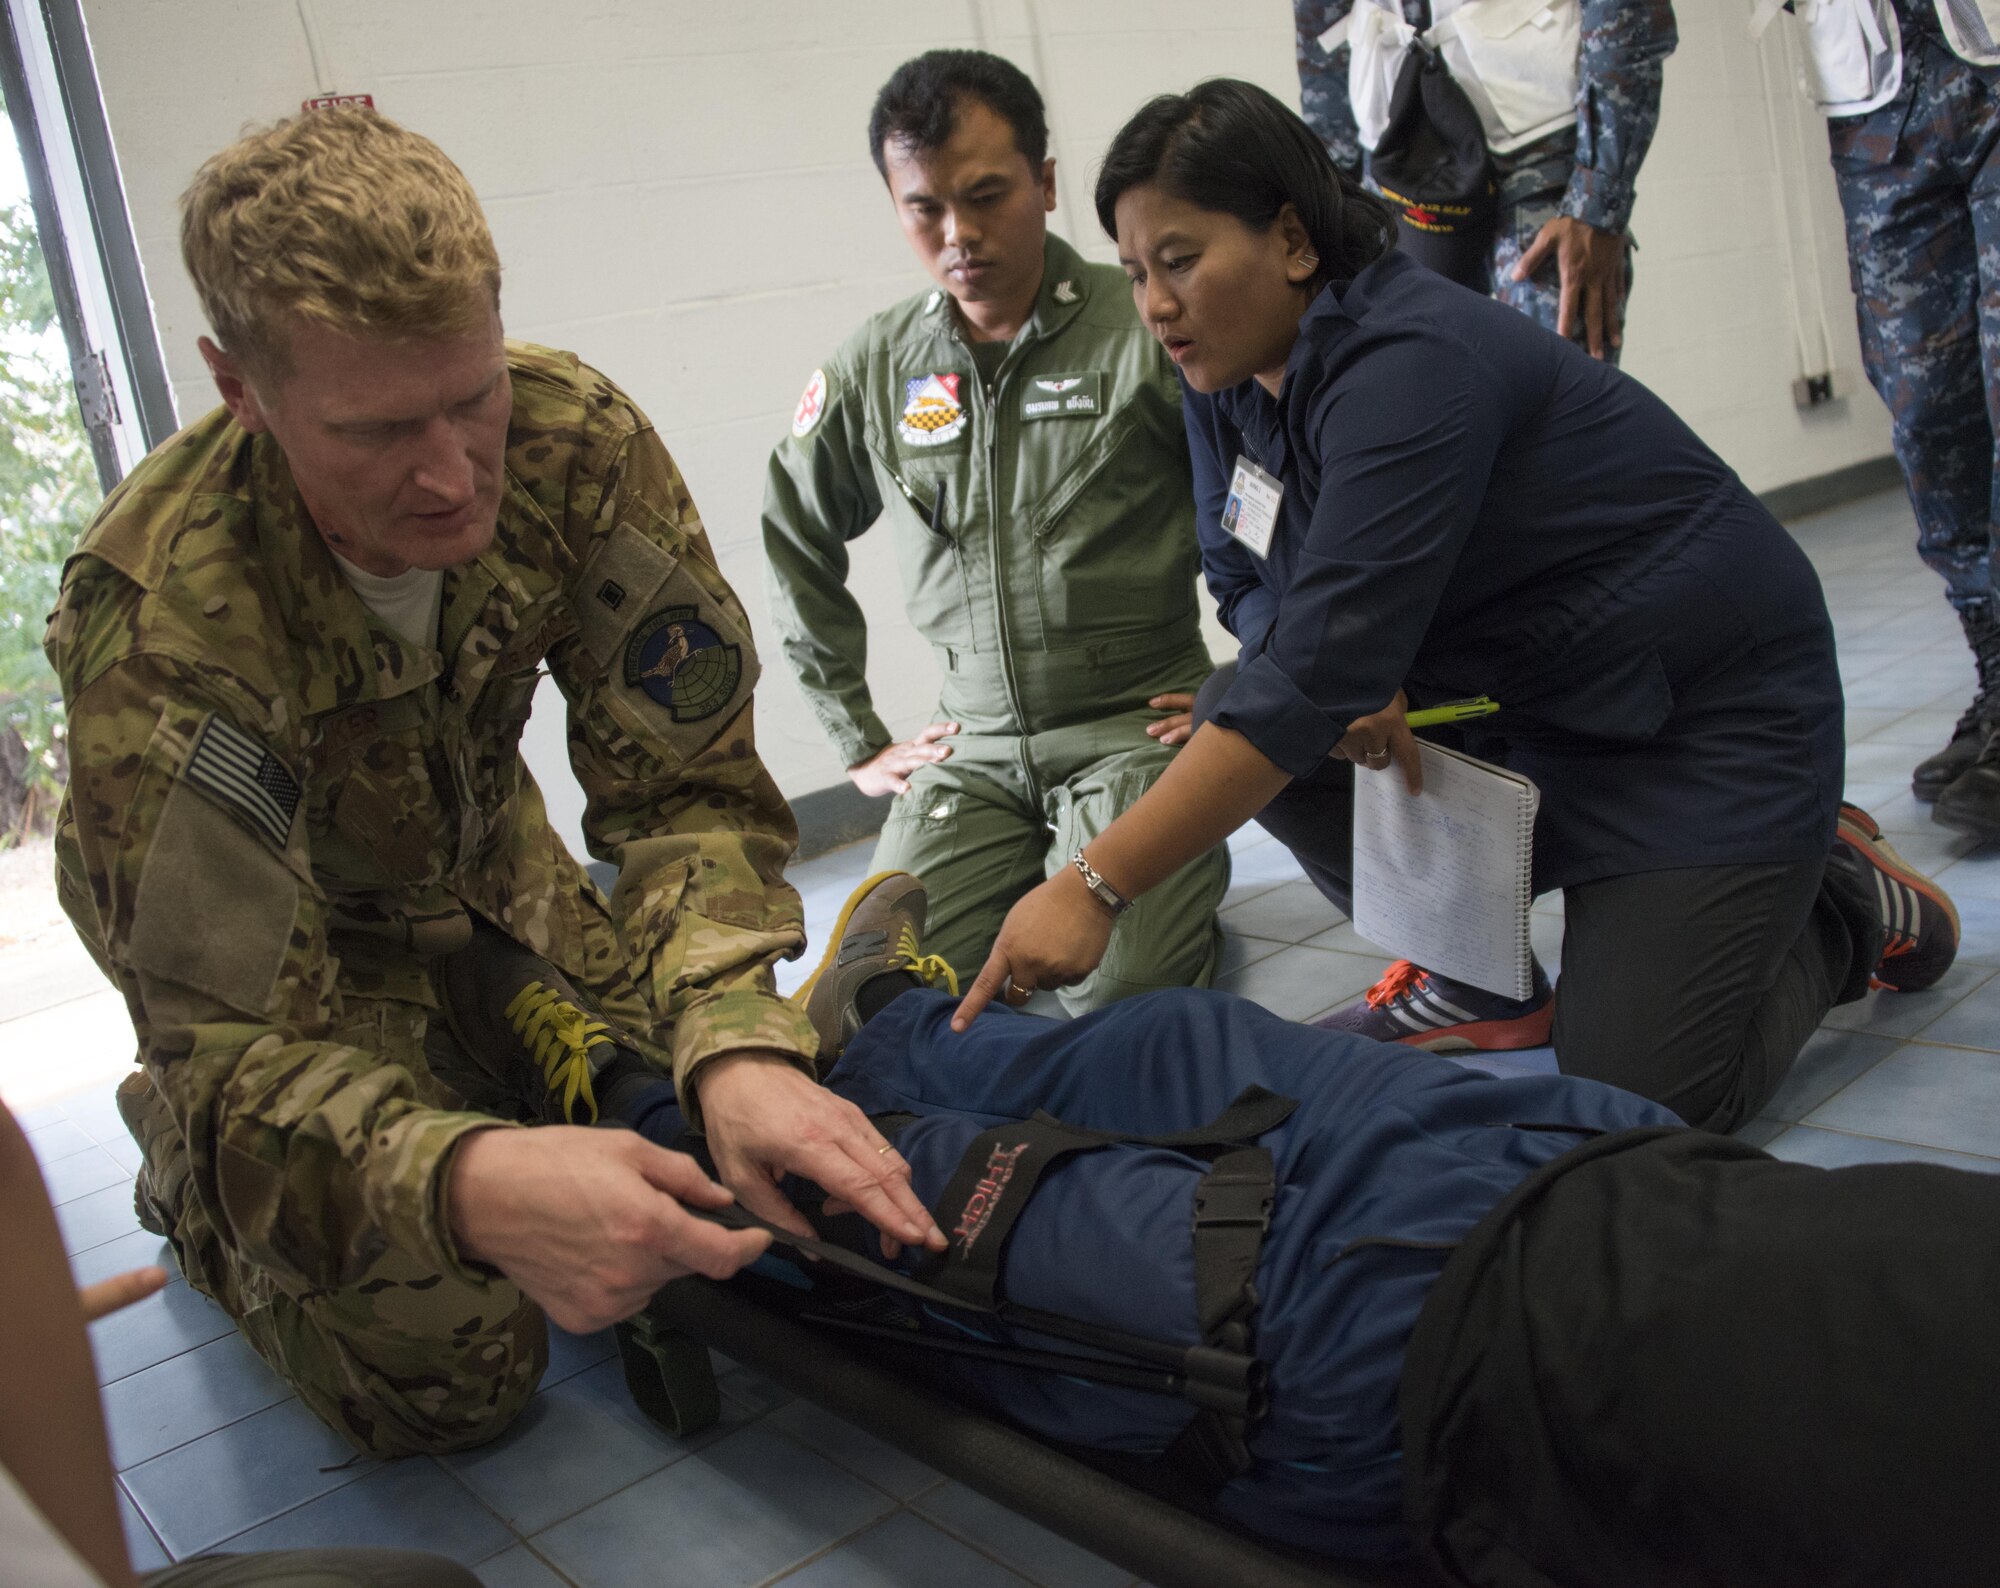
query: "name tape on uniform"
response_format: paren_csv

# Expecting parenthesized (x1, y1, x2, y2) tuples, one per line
(1020, 371, 1102, 421)
(1222, 455, 1284, 560)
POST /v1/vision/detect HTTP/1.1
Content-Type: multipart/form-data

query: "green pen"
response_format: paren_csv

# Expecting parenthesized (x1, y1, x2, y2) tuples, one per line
(1405, 695, 1501, 728)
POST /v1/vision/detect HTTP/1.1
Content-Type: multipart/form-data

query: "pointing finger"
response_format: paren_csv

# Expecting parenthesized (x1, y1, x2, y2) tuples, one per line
(78, 1265, 170, 1322)
(952, 947, 1012, 1031)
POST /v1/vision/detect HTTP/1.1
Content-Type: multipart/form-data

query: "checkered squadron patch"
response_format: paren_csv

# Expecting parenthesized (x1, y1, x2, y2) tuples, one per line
(184, 715, 300, 848)
(897, 373, 967, 447)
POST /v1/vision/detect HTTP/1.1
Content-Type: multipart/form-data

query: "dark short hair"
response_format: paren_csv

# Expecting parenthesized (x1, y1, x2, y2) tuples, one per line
(868, 49, 1049, 179)
(1094, 79, 1395, 284)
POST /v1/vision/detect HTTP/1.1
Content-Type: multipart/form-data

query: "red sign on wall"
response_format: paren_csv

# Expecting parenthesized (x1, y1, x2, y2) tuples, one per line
(302, 93, 375, 112)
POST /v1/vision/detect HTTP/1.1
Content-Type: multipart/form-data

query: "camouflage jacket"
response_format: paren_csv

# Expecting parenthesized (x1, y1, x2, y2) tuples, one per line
(1293, 0, 1679, 234)
(46, 343, 815, 1291)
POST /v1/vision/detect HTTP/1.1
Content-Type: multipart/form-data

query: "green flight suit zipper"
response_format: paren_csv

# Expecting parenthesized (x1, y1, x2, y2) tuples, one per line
(961, 330, 1036, 803)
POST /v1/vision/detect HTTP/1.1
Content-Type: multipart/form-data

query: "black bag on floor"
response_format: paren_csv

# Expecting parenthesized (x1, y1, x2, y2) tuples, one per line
(1367, 41, 1496, 292)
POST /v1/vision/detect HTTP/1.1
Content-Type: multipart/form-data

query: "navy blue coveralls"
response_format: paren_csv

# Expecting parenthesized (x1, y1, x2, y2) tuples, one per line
(625, 986, 2000, 1582)
(628, 985, 1680, 1560)
(1188, 249, 1866, 1130)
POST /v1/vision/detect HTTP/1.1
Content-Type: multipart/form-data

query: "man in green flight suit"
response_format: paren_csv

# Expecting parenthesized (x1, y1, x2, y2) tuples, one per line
(46, 107, 941, 1459)
(763, 50, 1229, 1010)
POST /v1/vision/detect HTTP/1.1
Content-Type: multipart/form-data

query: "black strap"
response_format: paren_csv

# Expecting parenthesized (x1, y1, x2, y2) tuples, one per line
(687, 1201, 1269, 1420)
(690, 1200, 1002, 1314)
(1167, 1141, 1280, 1492)
(694, 1086, 1297, 1468)
(1191, 1145, 1276, 1341)
(922, 1086, 1298, 1312)
(915, 1087, 1294, 1494)
(1021, 1085, 1299, 1152)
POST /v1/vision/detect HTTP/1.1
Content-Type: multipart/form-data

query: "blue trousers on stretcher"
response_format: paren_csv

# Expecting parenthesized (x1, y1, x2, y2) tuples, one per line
(630, 987, 1676, 1558)
(629, 988, 2000, 1582)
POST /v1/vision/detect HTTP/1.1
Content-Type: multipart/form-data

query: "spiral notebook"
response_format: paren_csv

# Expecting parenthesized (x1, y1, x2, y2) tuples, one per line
(1350, 740, 1541, 1001)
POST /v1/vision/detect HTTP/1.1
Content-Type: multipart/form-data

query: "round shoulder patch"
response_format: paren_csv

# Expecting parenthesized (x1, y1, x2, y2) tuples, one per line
(792, 368, 829, 437)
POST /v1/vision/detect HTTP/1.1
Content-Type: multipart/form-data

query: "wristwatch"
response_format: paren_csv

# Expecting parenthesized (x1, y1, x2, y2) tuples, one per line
(1070, 850, 1133, 917)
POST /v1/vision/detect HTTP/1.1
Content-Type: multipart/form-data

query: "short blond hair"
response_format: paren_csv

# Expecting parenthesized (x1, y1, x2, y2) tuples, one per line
(180, 106, 501, 377)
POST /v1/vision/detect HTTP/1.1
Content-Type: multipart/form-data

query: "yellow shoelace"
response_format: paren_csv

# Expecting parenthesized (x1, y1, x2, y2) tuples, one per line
(503, 982, 605, 1124)
(891, 923, 959, 995)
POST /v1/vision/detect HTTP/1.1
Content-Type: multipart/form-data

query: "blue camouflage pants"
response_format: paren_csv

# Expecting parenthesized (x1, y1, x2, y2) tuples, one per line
(1293, 4, 1631, 363)
(1488, 179, 1634, 366)
(1829, 32, 2000, 612)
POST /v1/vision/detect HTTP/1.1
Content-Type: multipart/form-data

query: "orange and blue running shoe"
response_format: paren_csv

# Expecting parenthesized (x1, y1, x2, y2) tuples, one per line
(1830, 802, 1960, 993)
(1312, 958, 1554, 1051)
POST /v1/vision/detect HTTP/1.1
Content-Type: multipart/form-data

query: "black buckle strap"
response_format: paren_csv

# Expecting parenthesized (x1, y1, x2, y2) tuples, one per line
(1169, 1140, 1281, 1491)
(1191, 1146, 1277, 1340)
(920, 1086, 1299, 1314)
(692, 1085, 1296, 1474)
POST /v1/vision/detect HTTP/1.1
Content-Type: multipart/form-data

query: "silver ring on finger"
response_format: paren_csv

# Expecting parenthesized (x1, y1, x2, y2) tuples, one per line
(1365, 748, 1390, 765)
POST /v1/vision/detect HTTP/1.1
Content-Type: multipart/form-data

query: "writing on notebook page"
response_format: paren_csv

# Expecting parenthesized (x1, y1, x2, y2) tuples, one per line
(1350, 741, 1540, 1000)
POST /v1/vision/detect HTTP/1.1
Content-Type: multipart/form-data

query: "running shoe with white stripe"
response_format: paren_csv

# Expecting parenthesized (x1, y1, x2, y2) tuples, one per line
(1829, 803, 1960, 993)
(1311, 959, 1554, 1051)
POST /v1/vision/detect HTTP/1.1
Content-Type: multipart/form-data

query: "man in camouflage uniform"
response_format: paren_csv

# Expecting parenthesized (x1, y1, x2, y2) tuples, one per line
(46, 107, 939, 1458)
(1800, 0, 2000, 832)
(1292, 0, 1678, 361)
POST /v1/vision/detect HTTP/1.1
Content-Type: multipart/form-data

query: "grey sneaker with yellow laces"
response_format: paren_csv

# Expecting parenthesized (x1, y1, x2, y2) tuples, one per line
(793, 871, 958, 1065)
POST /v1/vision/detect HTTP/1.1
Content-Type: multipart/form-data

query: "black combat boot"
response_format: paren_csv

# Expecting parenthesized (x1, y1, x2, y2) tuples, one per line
(1932, 722, 2000, 842)
(436, 919, 657, 1124)
(1914, 601, 2000, 801)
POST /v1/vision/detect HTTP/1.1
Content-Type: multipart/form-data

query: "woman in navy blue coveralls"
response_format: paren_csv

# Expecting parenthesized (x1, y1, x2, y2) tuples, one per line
(951, 80, 1958, 1134)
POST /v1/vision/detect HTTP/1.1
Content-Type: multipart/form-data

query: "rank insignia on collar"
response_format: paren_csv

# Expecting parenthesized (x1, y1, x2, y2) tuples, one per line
(1053, 279, 1078, 304)
(623, 604, 743, 722)
(897, 373, 967, 447)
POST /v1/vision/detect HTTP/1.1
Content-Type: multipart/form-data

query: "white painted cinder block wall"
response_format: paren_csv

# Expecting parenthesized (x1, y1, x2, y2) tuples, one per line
(78, 0, 1893, 851)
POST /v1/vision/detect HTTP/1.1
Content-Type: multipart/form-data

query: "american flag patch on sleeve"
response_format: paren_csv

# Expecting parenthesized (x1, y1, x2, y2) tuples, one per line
(184, 715, 301, 849)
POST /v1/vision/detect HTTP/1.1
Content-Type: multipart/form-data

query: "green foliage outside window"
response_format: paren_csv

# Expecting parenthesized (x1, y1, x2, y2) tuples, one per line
(0, 173, 101, 844)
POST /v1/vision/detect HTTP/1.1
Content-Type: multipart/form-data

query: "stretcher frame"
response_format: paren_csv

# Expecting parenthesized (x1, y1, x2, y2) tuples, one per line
(622, 1278, 1435, 1588)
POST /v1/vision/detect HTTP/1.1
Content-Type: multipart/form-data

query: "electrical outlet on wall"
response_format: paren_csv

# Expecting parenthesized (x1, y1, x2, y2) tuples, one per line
(1792, 370, 1847, 409)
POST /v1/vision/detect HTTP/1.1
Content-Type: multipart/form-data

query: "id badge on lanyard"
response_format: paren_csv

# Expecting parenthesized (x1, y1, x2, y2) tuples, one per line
(1222, 455, 1284, 560)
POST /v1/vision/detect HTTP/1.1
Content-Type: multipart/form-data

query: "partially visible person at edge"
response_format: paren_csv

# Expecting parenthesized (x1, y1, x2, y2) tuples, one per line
(1292, 0, 1678, 361)
(0, 1096, 481, 1587)
(950, 79, 1960, 1138)
(44, 106, 942, 1460)
(1764, 0, 2000, 836)
(761, 49, 1228, 1012)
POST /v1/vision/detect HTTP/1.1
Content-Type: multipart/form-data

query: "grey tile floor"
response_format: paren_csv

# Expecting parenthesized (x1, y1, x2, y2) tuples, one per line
(24, 487, 2000, 1586)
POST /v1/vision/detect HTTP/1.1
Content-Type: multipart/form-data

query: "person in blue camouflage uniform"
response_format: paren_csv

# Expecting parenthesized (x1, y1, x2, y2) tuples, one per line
(1822, 1, 2000, 834)
(1293, 0, 1678, 362)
